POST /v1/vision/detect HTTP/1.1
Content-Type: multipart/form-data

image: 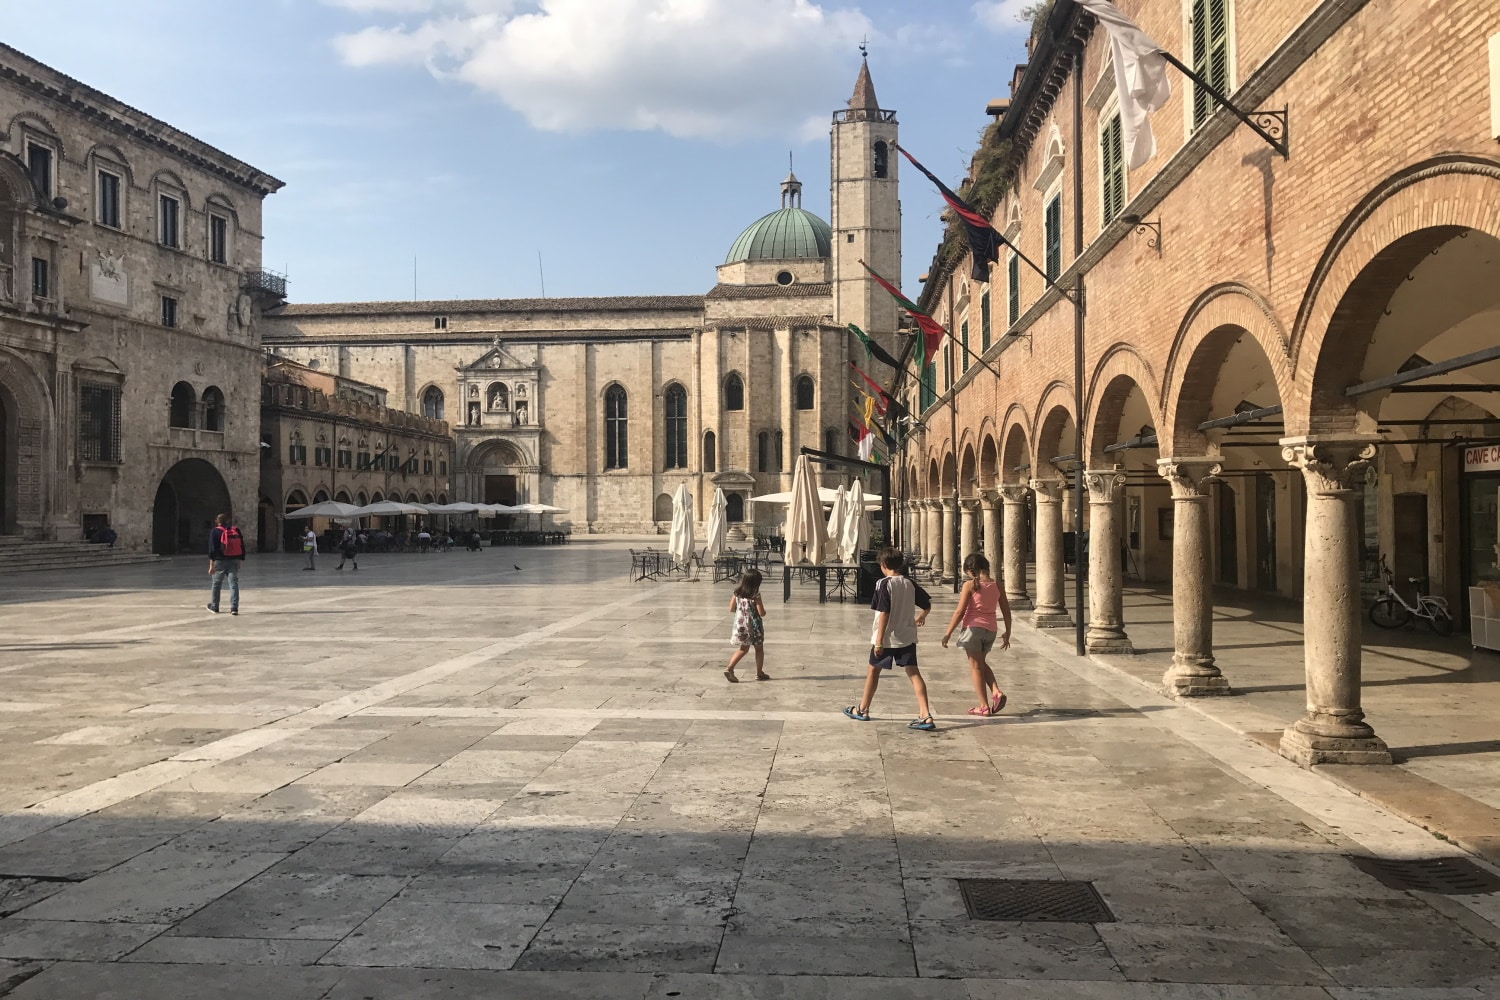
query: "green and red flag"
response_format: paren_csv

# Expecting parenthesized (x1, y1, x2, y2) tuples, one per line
(896, 143, 1002, 282)
(860, 262, 946, 370)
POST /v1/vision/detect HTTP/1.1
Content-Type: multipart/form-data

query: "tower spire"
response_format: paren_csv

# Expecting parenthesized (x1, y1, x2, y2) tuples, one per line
(848, 51, 880, 118)
(780, 154, 802, 209)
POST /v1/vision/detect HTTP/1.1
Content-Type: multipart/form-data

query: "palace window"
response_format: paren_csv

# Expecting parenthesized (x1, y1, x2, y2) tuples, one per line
(169, 381, 195, 428)
(795, 374, 815, 410)
(1100, 111, 1126, 225)
(703, 430, 716, 472)
(1191, 0, 1233, 129)
(314, 445, 332, 468)
(604, 383, 628, 470)
(960, 321, 970, 374)
(79, 383, 122, 463)
(980, 292, 991, 351)
(161, 295, 178, 328)
(664, 383, 688, 470)
(30, 257, 49, 298)
(337, 444, 352, 469)
(159, 194, 181, 249)
(201, 386, 224, 432)
(97, 169, 122, 229)
(921, 360, 936, 412)
(944, 342, 953, 391)
(1044, 194, 1062, 282)
(1007, 254, 1020, 327)
(724, 373, 744, 411)
(421, 386, 444, 420)
(25, 142, 54, 199)
(209, 212, 229, 264)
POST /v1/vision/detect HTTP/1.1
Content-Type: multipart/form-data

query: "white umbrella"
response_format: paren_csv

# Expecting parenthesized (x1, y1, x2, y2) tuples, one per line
(475, 503, 519, 517)
(511, 503, 568, 514)
(350, 500, 426, 517)
(703, 488, 729, 562)
(783, 454, 825, 565)
(667, 483, 695, 569)
(825, 484, 848, 552)
(750, 487, 881, 510)
(422, 502, 482, 514)
(840, 478, 869, 564)
(284, 500, 363, 519)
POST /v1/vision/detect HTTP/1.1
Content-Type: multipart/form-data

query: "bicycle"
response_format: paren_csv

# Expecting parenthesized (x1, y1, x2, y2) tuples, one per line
(1368, 556, 1454, 635)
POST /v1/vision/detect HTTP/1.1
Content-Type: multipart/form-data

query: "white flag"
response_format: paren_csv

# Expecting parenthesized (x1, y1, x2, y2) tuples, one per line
(857, 433, 875, 463)
(1076, 0, 1172, 169)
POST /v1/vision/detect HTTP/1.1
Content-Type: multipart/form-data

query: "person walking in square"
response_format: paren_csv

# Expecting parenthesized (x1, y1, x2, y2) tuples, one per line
(302, 525, 317, 570)
(724, 569, 769, 682)
(335, 526, 358, 571)
(844, 548, 936, 730)
(940, 552, 1012, 716)
(206, 513, 245, 615)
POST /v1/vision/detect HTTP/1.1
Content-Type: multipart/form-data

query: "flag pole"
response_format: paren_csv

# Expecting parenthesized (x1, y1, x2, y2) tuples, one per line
(1071, 42, 1088, 658)
(1155, 51, 1288, 157)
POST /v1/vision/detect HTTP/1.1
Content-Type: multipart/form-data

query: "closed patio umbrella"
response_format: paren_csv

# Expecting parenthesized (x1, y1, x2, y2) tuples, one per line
(825, 484, 848, 555)
(840, 478, 868, 564)
(667, 483, 695, 569)
(784, 454, 825, 565)
(703, 488, 729, 562)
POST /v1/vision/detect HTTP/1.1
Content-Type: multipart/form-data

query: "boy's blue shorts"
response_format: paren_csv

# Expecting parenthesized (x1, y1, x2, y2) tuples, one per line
(869, 644, 918, 669)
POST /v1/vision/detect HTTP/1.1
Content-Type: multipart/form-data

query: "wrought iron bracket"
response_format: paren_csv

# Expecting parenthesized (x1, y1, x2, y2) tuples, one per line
(1124, 216, 1162, 256)
(1159, 52, 1290, 159)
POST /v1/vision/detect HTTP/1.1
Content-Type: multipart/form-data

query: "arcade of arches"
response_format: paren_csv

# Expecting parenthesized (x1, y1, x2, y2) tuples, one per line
(901, 172, 1500, 769)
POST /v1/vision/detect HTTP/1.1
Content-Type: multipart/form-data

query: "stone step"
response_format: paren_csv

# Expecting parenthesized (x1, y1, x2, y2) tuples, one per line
(0, 545, 163, 573)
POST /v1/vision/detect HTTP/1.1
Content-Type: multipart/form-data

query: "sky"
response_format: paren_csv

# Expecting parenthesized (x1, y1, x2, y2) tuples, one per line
(7, 0, 1035, 304)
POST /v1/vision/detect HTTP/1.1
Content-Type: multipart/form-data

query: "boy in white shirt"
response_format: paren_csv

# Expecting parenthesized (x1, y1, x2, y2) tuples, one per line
(844, 548, 937, 730)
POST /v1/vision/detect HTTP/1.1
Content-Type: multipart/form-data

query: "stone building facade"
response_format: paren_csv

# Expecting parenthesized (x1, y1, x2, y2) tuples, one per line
(0, 43, 283, 554)
(259, 357, 452, 551)
(261, 63, 903, 534)
(897, 0, 1500, 766)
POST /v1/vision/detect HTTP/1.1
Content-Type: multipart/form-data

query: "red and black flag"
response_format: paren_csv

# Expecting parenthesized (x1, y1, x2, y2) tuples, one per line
(847, 323, 905, 372)
(896, 144, 1003, 282)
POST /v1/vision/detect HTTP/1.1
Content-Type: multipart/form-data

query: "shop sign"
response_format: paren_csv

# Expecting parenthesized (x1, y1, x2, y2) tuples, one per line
(1464, 444, 1500, 473)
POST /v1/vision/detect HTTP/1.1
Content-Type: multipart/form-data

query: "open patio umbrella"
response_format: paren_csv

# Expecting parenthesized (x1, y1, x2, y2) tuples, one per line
(667, 483, 695, 570)
(421, 502, 482, 514)
(283, 500, 363, 519)
(703, 488, 729, 563)
(350, 500, 426, 517)
(475, 503, 520, 517)
(839, 478, 868, 564)
(825, 484, 848, 555)
(783, 454, 825, 565)
(510, 502, 568, 531)
(749, 487, 882, 510)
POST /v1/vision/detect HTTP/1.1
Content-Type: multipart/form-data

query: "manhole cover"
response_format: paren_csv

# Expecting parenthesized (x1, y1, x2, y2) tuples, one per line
(956, 879, 1115, 922)
(1346, 856, 1500, 895)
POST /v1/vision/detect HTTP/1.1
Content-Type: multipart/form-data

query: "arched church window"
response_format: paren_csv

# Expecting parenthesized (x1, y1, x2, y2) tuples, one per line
(664, 383, 688, 470)
(422, 386, 445, 420)
(169, 381, 195, 428)
(703, 430, 716, 473)
(824, 427, 839, 457)
(774, 430, 784, 471)
(487, 382, 509, 411)
(873, 140, 888, 179)
(724, 373, 744, 411)
(604, 384, 628, 470)
(795, 375, 815, 411)
(757, 431, 769, 473)
(201, 386, 224, 432)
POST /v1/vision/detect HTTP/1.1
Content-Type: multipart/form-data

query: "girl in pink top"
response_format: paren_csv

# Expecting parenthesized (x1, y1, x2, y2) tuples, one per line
(940, 552, 1013, 715)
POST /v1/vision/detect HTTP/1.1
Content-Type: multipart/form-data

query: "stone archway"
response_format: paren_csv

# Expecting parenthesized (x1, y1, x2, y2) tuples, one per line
(0, 351, 51, 537)
(466, 438, 531, 507)
(153, 458, 231, 555)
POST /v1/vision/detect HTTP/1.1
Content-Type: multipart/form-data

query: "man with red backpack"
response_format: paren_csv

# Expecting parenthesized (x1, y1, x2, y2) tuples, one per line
(207, 513, 246, 616)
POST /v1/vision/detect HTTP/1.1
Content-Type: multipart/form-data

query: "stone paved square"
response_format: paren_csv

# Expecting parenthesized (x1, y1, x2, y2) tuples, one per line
(0, 541, 1497, 999)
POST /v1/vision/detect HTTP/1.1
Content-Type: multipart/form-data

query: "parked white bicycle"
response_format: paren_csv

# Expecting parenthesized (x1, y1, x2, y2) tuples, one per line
(1368, 555, 1454, 635)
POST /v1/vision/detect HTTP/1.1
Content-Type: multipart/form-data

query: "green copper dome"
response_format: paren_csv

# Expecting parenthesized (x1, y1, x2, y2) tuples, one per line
(724, 206, 832, 264)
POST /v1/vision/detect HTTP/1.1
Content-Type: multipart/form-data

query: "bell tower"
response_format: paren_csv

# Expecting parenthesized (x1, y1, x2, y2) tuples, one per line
(831, 53, 901, 343)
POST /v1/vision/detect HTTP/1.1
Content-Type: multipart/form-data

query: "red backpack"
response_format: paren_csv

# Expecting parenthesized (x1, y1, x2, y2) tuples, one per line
(221, 525, 245, 558)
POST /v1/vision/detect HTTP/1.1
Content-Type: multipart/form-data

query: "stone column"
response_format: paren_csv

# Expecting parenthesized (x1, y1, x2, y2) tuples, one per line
(1083, 468, 1132, 653)
(981, 491, 1002, 581)
(1030, 478, 1072, 627)
(999, 485, 1031, 608)
(934, 501, 949, 580)
(959, 499, 980, 569)
(1157, 458, 1229, 695)
(923, 502, 939, 568)
(1279, 437, 1391, 766)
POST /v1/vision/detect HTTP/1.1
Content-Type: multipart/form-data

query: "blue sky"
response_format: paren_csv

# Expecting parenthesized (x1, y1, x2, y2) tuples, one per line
(8, 0, 1033, 303)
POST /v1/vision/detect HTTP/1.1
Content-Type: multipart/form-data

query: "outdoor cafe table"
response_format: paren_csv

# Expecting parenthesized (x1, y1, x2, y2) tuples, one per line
(782, 561, 861, 604)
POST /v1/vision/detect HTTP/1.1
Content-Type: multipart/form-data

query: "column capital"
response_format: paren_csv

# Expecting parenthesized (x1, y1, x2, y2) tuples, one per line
(1280, 435, 1378, 494)
(960, 498, 983, 512)
(997, 484, 1030, 504)
(1156, 457, 1223, 499)
(1083, 467, 1127, 503)
(1029, 478, 1065, 502)
(979, 488, 1000, 506)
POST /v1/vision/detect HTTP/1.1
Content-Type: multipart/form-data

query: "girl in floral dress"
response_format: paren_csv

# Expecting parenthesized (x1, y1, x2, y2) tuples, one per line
(725, 569, 769, 682)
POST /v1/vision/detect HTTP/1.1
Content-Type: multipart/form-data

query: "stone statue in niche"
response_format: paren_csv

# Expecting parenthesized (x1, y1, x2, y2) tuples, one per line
(513, 400, 528, 426)
(467, 401, 480, 426)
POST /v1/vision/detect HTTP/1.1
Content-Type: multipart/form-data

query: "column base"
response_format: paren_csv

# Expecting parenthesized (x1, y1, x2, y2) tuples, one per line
(1278, 727, 1392, 767)
(1006, 591, 1031, 610)
(1164, 667, 1231, 697)
(1032, 608, 1073, 628)
(1086, 631, 1134, 655)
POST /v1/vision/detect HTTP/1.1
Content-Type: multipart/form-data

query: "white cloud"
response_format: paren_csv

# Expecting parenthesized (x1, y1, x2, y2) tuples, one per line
(972, 0, 1033, 33)
(330, 0, 874, 140)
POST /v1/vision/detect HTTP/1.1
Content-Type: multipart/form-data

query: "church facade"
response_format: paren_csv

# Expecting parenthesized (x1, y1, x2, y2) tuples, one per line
(261, 63, 902, 534)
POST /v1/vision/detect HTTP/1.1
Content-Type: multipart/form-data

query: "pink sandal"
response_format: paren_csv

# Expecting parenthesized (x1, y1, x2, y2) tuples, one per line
(967, 706, 991, 716)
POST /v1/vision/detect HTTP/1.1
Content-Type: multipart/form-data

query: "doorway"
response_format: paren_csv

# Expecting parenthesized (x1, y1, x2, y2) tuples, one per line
(1254, 472, 1277, 592)
(484, 474, 517, 506)
(1393, 493, 1429, 602)
(1216, 479, 1238, 586)
(153, 459, 232, 555)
